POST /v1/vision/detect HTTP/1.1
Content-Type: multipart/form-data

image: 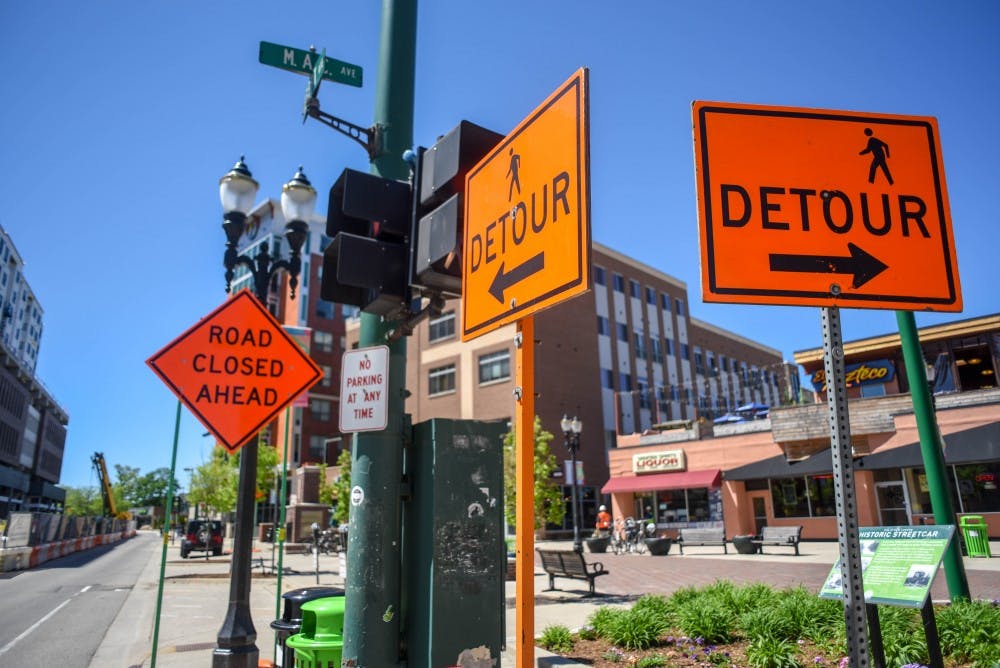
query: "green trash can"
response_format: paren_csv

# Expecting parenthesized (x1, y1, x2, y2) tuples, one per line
(959, 515, 992, 558)
(286, 596, 345, 667)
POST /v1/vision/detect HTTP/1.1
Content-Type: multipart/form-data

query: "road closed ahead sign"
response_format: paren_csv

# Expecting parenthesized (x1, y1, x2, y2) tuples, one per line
(462, 68, 591, 340)
(693, 101, 962, 311)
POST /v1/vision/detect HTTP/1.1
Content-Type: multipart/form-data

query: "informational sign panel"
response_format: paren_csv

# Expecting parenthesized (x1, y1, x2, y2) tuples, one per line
(819, 525, 954, 607)
(258, 41, 362, 87)
(462, 68, 591, 340)
(339, 345, 389, 433)
(693, 101, 962, 311)
(147, 291, 323, 452)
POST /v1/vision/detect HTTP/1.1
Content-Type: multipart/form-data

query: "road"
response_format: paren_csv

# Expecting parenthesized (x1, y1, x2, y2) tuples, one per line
(0, 532, 157, 667)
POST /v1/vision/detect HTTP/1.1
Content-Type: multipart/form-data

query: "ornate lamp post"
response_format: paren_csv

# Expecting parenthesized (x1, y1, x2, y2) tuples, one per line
(561, 415, 583, 553)
(213, 157, 315, 668)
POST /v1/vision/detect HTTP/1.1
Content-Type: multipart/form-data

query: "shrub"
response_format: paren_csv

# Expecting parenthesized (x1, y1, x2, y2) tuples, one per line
(632, 594, 675, 625)
(577, 624, 598, 641)
(877, 606, 928, 667)
(608, 607, 668, 650)
(538, 624, 574, 654)
(674, 596, 735, 644)
(936, 599, 1000, 667)
(741, 606, 798, 642)
(588, 606, 625, 638)
(636, 654, 669, 667)
(746, 635, 801, 668)
(668, 585, 702, 608)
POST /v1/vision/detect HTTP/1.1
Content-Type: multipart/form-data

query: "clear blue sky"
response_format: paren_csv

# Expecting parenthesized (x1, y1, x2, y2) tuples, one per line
(1, 2, 996, 489)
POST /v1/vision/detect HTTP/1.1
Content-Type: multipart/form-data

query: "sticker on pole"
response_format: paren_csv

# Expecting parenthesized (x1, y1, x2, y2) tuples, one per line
(339, 345, 389, 432)
(146, 291, 323, 453)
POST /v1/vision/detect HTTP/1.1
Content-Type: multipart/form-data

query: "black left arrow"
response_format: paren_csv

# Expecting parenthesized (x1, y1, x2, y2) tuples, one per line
(768, 243, 888, 288)
(488, 253, 545, 304)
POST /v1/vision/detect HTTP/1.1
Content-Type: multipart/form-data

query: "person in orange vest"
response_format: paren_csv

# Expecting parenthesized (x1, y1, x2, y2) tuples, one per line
(595, 505, 612, 536)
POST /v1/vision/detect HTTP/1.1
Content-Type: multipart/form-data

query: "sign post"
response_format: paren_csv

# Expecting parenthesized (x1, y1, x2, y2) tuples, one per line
(461, 68, 591, 668)
(692, 100, 967, 664)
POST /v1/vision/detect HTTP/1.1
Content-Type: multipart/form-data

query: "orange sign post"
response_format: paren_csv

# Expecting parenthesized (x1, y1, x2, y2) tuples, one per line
(462, 68, 591, 340)
(147, 291, 323, 452)
(693, 101, 962, 311)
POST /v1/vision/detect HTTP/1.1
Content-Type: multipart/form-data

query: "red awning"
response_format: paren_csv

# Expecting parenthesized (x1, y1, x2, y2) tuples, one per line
(601, 469, 721, 495)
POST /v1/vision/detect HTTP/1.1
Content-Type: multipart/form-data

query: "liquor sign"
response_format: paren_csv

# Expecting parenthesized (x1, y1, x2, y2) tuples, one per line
(633, 450, 686, 474)
(146, 291, 323, 453)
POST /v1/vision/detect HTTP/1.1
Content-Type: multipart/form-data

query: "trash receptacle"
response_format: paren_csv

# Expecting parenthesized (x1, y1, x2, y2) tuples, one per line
(286, 596, 345, 667)
(270, 586, 344, 668)
(959, 515, 992, 558)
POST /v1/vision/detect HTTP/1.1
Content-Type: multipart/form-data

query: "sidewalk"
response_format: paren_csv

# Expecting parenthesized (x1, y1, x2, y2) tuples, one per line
(92, 533, 1000, 667)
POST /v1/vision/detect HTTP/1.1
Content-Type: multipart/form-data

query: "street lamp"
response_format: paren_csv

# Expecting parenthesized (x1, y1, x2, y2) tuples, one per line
(561, 415, 583, 553)
(214, 157, 316, 668)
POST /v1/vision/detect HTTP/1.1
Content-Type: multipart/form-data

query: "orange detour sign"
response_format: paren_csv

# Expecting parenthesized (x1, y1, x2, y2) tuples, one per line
(693, 101, 962, 311)
(147, 291, 322, 453)
(462, 68, 591, 340)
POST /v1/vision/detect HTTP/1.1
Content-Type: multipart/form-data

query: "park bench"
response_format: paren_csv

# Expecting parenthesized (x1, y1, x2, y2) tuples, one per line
(536, 549, 608, 596)
(677, 527, 727, 554)
(752, 526, 803, 555)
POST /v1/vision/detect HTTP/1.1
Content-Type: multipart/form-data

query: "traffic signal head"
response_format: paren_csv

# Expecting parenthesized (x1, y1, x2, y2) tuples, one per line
(412, 121, 503, 296)
(322, 168, 412, 317)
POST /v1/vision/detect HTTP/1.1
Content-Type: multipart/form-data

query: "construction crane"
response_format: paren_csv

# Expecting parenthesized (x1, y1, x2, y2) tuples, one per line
(91, 452, 130, 519)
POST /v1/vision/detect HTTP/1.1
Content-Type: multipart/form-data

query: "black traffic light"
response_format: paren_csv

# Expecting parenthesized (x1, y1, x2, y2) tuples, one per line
(412, 121, 503, 296)
(322, 168, 412, 317)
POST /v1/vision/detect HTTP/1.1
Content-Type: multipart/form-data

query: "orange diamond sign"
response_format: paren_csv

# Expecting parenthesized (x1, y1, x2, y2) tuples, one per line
(147, 291, 322, 453)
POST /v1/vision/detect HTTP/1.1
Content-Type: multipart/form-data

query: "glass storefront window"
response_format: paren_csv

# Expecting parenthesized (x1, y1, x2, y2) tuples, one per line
(772, 477, 810, 518)
(805, 476, 837, 516)
(656, 489, 687, 523)
(954, 463, 1000, 513)
(688, 488, 710, 522)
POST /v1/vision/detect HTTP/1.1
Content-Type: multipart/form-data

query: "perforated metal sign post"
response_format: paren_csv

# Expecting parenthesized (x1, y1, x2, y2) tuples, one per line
(147, 291, 323, 452)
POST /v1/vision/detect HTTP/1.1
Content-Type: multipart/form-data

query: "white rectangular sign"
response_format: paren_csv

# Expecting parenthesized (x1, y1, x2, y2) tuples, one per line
(339, 345, 389, 433)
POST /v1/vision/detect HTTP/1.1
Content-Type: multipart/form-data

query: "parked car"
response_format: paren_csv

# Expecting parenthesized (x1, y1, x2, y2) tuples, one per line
(181, 520, 223, 558)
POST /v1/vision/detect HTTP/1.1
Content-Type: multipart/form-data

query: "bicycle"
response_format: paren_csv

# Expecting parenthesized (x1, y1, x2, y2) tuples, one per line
(610, 517, 647, 554)
(302, 527, 341, 555)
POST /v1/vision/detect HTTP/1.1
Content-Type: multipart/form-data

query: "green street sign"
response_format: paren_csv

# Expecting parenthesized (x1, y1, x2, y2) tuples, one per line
(259, 41, 362, 88)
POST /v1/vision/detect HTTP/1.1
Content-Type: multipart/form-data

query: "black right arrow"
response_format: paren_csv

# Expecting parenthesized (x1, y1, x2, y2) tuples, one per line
(768, 243, 888, 288)
(488, 253, 545, 304)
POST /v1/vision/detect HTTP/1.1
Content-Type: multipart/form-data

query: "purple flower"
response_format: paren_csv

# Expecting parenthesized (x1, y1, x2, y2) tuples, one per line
(696, 636, 705, 645)
(813, 658, 824, 665)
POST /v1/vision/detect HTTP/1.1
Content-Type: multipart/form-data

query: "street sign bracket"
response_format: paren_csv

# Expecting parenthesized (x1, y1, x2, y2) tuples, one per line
(305, 98, 380, 160)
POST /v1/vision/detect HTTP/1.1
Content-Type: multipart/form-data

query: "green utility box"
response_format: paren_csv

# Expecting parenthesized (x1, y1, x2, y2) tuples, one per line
(286, 596, 345, 667)
(404, 419, 506, 668)
(959, 515, 992, 558)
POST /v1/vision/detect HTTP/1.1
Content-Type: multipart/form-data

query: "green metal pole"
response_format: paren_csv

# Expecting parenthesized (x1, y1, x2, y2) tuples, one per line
(273, 406, 292, 663)
(342, 1, 416, 665)
(895, 310, 970, 600)
(150, 400, 183, 667)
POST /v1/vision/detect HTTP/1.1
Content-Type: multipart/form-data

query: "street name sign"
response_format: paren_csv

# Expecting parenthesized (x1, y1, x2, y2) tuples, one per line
(147, 291, 323, 453)
(462, 68, 591, 340)
(339, 345, 389, 433)
(259, 40, 363, 88)
(693, 101, 962, 311)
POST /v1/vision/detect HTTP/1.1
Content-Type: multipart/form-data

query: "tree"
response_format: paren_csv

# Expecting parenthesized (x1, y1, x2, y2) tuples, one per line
(64, 486, 104, 516)
(187, 448, 238, 515)
(330, 447, 352, 525)
(502, 415, 565, 530)
(132, 468, 179, 507)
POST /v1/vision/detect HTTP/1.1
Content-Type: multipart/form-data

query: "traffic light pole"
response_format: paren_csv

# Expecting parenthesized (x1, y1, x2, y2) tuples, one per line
(341, 1, 416, 666)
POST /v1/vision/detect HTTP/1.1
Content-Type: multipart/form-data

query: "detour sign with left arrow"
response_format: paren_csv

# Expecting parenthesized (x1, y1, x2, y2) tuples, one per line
(693, 101, 962, 311)
(462, 68, 591, 340)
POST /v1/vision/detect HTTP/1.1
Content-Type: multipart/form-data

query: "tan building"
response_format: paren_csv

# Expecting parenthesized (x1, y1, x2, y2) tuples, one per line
(351, 242, 789, 535)
(603, 312, 999, 541)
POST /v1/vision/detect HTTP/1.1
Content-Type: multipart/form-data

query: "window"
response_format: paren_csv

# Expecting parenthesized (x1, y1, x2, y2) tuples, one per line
(315, 300, 335, 319)
(634, 333, 647, 360)
(619, 372, 632, 391)
(341, 305, 360, 319)
(429, 311, 456, 342)
(769, 475, 837, 518)
(675, 298, 685, 317)
(952, 463, 1000, 513)
(645, 287, 656, 305)
(637, 379, 649, 408)
(694, 349, 705, 375)
(616, 323, 628, 342)
(310, 399, 332, 421)
(661, 293, 670, 311)
(629, 279, 641, 299)
(319, 364, 333, 388)
(313, 331, 334, 353)
(650, 339, 663, 364)
(680, 343, 690, 361)
(601, 368, 614, 389)
(597, 316, 610, 336)
(429, 364, 456, 395)
(860, 384, 886, 398)
(594, 266, 606, 285)
(478, 350, 511, 384)
(309, 435, 329, 462)
(613, 273, 625, 292)
(665, 339, 674, 356)
(721, 355, 729, 372)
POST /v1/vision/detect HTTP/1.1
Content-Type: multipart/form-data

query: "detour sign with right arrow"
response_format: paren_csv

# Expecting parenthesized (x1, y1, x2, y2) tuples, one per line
(693, 101, 962, 311)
